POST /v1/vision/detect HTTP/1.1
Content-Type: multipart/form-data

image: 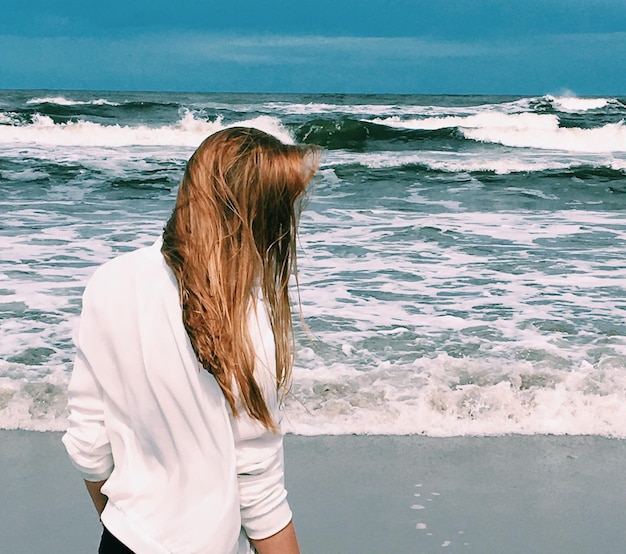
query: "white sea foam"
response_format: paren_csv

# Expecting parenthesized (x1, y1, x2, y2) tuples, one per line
(325, 149, 626, 174)
(281, 206, 626, 437)
(609, 158, 626, 170)
(261, 95, 611, 118)
(0, 168, 51, 181)
(465, 121, 626, 153)
(0, 111, 293, 148)
(263, 101, 453, 117)
(282, 354, 626, 437)
(547, 95, 610, 113)
(371, 112, 558, 133)
(372, 113, 626, 153)
(262, 94, 625, 117)
(262, 99, 538, 118)
(3, 351, 626, 436)
(0, 368, 69, 432)
(0, 112, 20, 125)
(26, 96, 120, 106)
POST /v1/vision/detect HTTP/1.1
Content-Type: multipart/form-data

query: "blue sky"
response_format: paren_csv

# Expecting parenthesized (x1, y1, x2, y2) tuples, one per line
(1, 0, 625, 94)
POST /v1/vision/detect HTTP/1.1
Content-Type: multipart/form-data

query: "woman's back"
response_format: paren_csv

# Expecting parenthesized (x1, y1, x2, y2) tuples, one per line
(63, 127, 318, 553)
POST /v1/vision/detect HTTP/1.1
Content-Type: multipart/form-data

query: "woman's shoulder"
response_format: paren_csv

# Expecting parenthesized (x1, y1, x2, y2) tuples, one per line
(85, 238, 167, 294)
(93, 237, 162, 273)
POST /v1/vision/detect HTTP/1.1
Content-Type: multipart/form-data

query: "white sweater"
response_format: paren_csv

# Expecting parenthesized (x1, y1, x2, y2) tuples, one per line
(62, 239, 292, 553)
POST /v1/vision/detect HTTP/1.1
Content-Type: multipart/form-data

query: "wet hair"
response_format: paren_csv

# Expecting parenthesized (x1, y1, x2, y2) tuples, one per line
(161, 127, 319, 430)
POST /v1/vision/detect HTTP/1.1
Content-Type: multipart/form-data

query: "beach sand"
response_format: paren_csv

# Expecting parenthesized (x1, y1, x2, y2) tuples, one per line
(1, 430, 624, 553)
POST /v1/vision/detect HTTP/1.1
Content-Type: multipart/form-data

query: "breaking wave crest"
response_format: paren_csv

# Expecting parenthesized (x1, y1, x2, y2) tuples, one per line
(0, 111, 293, 147)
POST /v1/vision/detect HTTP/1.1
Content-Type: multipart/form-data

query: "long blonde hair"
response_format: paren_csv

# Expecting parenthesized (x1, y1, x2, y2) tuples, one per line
(161, 127, 319, 430)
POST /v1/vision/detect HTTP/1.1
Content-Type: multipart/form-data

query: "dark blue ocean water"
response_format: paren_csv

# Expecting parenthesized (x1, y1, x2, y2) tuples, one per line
(1, 90, 625, 435)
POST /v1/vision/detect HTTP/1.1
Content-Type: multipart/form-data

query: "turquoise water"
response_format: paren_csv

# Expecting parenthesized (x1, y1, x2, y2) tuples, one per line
(1, 90, 625, 435)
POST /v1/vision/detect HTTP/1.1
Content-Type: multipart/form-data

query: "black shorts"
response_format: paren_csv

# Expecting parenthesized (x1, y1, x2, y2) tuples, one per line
(98, 527, 134, 554)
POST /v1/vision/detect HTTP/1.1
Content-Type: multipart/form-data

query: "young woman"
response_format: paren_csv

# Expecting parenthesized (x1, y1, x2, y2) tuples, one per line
(63, 127, 319, 553)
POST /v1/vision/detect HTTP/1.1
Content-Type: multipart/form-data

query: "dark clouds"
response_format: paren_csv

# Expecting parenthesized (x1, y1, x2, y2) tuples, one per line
(5, 0, 626, 37)
(1, 1, 624, 93)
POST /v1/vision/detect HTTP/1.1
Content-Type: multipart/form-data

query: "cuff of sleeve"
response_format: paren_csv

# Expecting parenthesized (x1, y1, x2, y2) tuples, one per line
(70, 458, 114, 482)
(243, 497, 292, 541)
(62, 431, 114, 482)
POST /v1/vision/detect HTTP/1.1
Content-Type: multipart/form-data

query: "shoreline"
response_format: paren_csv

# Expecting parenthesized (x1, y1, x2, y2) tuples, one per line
(2, 431, 625, 553)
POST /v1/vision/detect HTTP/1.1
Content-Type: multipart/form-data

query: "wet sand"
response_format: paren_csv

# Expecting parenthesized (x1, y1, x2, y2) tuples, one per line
(1, 431, 624, 553)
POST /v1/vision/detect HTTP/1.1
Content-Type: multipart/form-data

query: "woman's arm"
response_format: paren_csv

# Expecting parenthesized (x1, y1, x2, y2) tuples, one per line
(84, 479, 108, 516)
(232, 299, 296, 546)
(251, 521, 299, 554)
(62, 274, 115, 486)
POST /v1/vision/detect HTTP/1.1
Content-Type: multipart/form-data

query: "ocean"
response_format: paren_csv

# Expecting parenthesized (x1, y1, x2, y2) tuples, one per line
(1, 90, 625, 437)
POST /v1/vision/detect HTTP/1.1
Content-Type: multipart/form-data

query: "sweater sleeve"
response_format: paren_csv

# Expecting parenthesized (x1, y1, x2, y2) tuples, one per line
(231, 296, 293, 540)
(230, 413, 293, 541)
(62, 280, 114, 482)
